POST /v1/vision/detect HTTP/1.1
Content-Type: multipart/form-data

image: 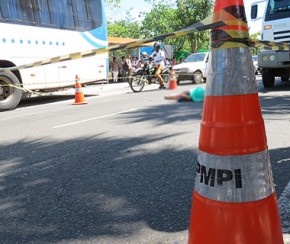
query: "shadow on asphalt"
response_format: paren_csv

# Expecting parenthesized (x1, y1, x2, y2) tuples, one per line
(19, 94, 98, 108)
(0, 138, 197, 243)
(1, 85, 290, 242)
(0, 100, 201, 243)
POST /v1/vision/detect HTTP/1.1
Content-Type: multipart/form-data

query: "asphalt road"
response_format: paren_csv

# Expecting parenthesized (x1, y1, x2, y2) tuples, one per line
(1, 77, 290, 243)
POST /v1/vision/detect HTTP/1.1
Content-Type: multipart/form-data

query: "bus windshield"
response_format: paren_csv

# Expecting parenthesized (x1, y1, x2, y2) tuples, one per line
(265, 0, 290, 21)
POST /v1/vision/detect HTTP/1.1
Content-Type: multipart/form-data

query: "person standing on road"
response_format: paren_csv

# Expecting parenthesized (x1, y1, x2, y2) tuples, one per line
(126, 54, 133, 77)
(121, 56, 129, 82)
(151, 42, 166, 89)
(111, 57, 119, 83)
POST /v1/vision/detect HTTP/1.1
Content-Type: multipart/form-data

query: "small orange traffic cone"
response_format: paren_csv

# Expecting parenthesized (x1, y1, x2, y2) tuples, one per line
(73, 75, 87, 105)
(188, 0, 283, 243)
(168, 69, 178, 90)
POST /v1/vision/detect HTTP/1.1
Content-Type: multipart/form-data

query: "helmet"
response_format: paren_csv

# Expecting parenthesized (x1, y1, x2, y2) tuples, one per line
(142, 52, 147, 56)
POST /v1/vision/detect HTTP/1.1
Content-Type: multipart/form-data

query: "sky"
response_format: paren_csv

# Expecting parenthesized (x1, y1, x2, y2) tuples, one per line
(105, 0, 152, 22)
(105, 0, 267, 34)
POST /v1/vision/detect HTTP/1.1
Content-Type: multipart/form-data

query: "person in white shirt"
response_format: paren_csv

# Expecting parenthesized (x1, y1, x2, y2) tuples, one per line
(151, 42, 166, 89)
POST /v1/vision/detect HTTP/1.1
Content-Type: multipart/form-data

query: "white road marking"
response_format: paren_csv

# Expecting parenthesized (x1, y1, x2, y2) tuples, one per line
(53, 108, 137, 129)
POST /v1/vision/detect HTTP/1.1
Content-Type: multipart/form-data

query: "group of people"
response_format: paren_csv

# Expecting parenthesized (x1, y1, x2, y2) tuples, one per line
(109, 42, 167, 89)
(109, 54, 133, 83)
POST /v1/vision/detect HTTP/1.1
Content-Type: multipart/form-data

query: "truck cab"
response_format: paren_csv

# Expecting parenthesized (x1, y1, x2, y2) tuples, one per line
(251, 0, 290, 87)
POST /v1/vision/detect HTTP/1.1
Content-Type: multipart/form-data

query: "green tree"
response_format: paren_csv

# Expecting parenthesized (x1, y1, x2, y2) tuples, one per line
(175, 0, 213, 52)
(141, 0, 213, 53)
(107, 19, 141, 39)
(107, 19, 142, 59)
(140, 3, 187, 54)
(107, 0, 213, 54)
(140, 3, 176, 37)
(250, 32, 260, 55)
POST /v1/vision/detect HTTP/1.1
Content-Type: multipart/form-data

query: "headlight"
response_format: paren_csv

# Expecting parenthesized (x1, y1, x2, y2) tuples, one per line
(269, 55, 275, 61)
(262, 55, 268, 61)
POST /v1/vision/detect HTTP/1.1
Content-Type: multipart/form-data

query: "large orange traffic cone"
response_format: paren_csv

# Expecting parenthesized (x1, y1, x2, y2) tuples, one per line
(188, 0, 283, 243)
(73, 75, 87, 105)
(168, 69, 178, 90)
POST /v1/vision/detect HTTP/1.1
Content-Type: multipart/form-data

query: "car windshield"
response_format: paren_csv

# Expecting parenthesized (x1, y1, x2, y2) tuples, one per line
(252, 56, 258, 61)
(184, 53, 206, 63)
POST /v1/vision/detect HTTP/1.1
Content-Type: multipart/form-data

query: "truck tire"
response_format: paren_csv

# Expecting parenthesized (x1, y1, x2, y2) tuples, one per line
(0, 71, 22, 111)
(193, 71, 204, 84)
(262, 69, 275, 88)
(281, 77, 289, 82)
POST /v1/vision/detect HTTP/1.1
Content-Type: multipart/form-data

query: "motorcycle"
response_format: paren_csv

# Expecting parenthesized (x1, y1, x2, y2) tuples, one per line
(130, 58, 171, 93)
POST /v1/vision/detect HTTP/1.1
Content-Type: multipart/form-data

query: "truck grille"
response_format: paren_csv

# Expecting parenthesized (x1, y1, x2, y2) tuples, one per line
(274, 30, 290, 44)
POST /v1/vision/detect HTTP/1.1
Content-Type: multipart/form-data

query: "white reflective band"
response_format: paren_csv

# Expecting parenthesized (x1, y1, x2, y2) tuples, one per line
(206, 47, 257, 96)
(195, 149, 275, 202)
(75, 88, 83, 92)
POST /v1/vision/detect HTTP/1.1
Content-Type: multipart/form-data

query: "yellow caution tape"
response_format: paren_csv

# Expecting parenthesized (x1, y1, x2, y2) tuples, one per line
(1, 8, 289, 88)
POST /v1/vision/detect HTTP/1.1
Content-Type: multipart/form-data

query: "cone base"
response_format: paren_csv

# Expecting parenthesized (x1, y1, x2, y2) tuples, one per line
(73, 102, 87, 105)
(188, 191, 283, 244)
(169, 80, 178, 90)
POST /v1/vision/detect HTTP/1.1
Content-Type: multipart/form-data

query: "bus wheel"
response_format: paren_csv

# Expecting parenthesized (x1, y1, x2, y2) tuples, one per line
(0, 71, 22, 111)
(262, 69, 275, 88)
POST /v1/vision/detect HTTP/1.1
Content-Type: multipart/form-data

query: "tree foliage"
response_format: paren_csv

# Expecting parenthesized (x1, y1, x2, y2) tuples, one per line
(175, 0, 213, 52)
(140, 4, 177, 37)
(107, 19, 141, 39)
(107, 0, 214, 54)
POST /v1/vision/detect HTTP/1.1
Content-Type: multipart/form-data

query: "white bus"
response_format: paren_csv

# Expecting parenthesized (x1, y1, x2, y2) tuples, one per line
(251, 0, 290, 88)
(0, 0, 108, 111)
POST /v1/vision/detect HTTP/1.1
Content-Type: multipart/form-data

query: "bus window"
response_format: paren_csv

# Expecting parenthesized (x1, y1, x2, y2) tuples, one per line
(0, 1, 9, 19)
(47, 0, 63, 28)
(73, 0, 90, 30)
(47, 0, 75, 29)
(73, 0, 103, 30)
(87, 0, 102, 28)
(20, 0, 34, 23)
(0, 0, 34, 23)
(36, 0, 51, 26)
(7, 0, 22, 21)
(60, 0, 74, 29)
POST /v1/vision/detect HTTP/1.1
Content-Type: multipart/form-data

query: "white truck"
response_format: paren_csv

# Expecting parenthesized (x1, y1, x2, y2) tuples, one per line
(251, 0, 290, 87)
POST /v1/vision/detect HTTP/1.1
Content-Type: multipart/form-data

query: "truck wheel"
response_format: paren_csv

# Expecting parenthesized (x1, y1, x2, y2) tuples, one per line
(262, 69, 275, 88)
(193, 71, 204, 84)
(281, 77, 289, 82)
(0, 71, 22, 111)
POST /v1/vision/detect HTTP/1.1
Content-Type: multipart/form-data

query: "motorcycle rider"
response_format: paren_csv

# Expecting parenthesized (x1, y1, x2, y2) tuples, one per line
(141, 51, 149, 62)
(151, 42, 166, 89)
